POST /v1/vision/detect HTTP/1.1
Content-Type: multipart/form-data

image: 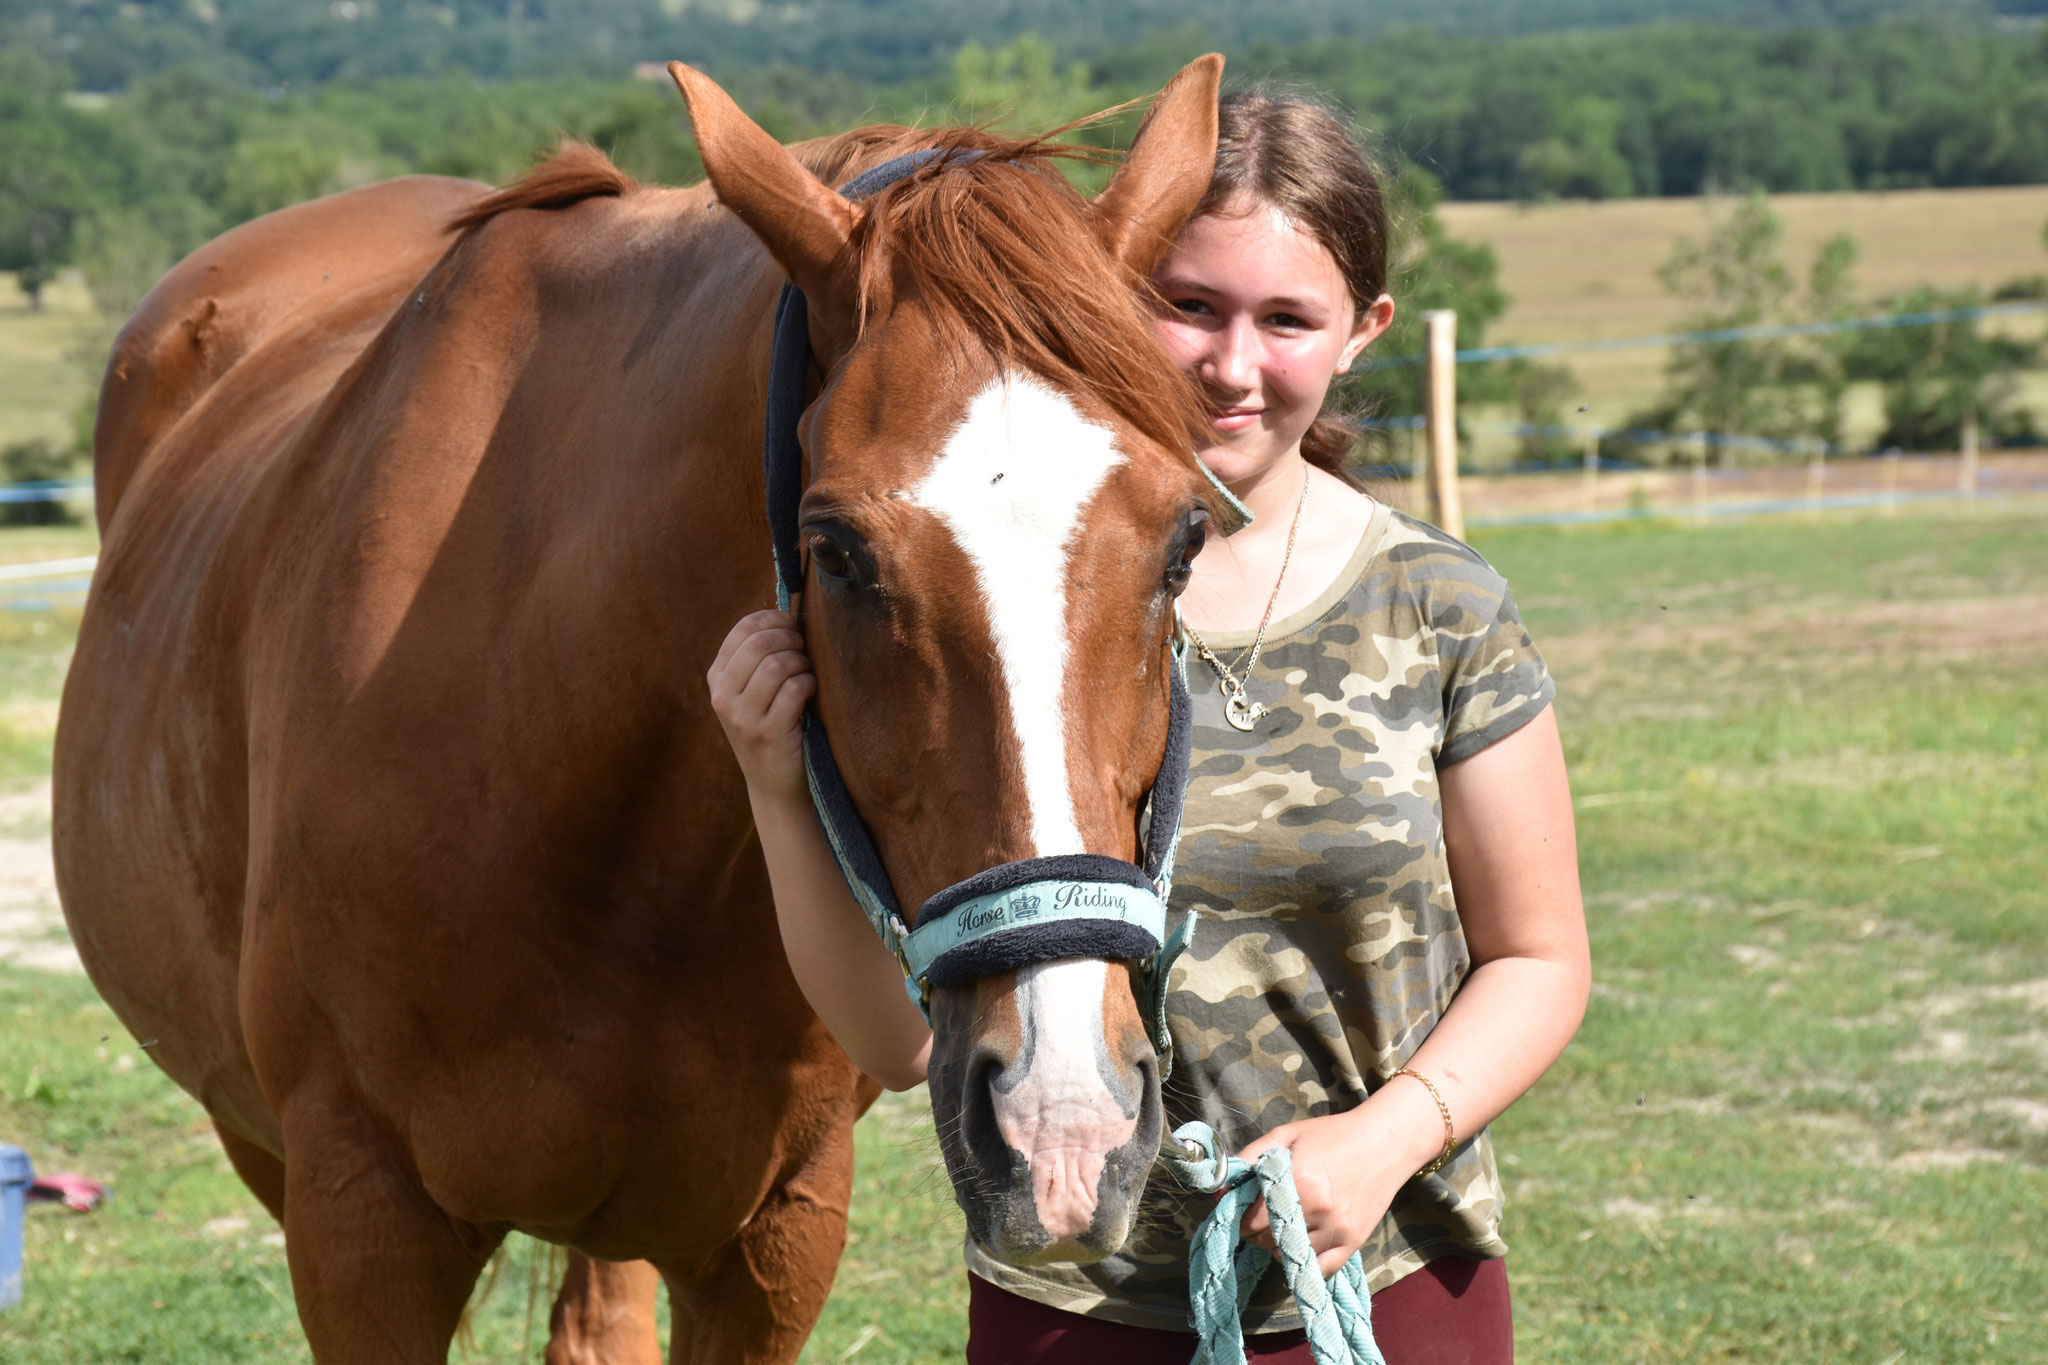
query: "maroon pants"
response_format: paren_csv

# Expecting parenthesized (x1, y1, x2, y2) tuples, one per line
(965, 1256, 1512, 1364)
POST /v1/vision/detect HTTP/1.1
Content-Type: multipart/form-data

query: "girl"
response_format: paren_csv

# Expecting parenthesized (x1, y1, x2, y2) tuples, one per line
(710, 90, 1589, 1364)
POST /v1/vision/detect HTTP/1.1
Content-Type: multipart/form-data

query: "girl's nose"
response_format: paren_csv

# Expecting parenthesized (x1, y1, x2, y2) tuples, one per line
(1199, 316, 1258, 394)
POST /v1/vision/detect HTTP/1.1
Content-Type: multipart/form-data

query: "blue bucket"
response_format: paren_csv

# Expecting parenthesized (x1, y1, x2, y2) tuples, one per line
(1, 1144, 31, 1310)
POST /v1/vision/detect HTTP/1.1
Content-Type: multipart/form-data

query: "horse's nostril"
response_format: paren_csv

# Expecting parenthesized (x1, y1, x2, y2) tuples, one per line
(962, 1050, 1006, 1144)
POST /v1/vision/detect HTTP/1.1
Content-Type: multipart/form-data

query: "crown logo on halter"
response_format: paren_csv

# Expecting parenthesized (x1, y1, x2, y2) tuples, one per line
(1009, 892, 1042, 918)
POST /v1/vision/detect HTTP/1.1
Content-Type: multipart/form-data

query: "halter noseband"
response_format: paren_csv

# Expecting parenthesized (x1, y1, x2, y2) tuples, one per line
(759, 149, 1197, 1064)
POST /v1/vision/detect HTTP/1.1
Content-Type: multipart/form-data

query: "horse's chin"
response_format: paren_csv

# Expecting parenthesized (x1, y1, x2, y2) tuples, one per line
(961, 1191, 1141, 1268)
(945, 1121, 1159, 1268)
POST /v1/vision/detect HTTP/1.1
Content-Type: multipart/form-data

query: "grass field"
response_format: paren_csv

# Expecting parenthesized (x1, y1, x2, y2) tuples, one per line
(0, 273, 97, 455)
(1439, 185, 2048, 459)
(0, 497, 2042, 1362)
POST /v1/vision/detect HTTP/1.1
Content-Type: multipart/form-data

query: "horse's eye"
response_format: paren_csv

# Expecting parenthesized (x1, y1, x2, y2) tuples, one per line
(1166, 509, 1208, 597)
(813, 538, 853, 581)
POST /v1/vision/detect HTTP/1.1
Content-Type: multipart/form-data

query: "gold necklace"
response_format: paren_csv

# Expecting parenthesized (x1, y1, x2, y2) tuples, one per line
(1179, 468, 1309, 732)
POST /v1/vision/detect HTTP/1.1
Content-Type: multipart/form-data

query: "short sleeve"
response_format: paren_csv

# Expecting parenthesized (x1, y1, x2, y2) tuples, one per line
(1429, 552, 1555, 768)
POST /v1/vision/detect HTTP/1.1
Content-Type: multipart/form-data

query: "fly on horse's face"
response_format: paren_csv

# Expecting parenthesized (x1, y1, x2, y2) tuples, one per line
(675, 56, 1225, 1265)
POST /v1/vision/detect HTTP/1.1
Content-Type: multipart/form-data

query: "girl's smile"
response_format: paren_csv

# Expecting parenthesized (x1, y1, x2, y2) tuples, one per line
(1148, 199, 1393, 490)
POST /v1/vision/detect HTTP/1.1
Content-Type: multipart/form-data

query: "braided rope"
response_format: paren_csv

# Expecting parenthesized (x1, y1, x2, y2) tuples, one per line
(1166, 1122, 1389, 1365)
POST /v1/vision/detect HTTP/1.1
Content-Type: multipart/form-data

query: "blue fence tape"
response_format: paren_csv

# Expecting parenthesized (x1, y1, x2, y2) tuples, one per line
(1352, 299, 2048, 372)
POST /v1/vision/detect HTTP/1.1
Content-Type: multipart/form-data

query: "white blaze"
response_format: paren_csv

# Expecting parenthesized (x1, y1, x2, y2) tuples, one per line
(911, 376, 1138, 1243)
(907, 372, 1125, 855)
(991, 958, 1138, 1244)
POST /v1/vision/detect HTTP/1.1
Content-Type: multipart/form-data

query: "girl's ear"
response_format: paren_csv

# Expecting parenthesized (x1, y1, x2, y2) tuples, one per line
(1339, 295, 1397, 375)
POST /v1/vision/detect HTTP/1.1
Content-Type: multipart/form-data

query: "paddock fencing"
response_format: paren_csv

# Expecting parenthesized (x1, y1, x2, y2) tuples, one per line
(1373, 302, 2048, 538)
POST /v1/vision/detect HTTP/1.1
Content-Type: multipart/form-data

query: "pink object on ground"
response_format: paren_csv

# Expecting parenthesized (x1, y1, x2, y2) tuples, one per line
(25, 1174, 105, 1213)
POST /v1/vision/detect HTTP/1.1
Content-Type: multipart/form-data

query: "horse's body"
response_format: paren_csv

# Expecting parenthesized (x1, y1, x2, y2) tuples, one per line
(56, 59, 1224, 1362)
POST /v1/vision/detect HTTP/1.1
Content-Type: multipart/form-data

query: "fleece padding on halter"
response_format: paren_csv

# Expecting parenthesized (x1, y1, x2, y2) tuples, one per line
(905, 854, 1166, 990)
(760, 148, 1201, 1047)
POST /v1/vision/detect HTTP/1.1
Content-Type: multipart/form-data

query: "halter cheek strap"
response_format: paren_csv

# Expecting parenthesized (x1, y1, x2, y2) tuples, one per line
(760, 149, 1200, 1069)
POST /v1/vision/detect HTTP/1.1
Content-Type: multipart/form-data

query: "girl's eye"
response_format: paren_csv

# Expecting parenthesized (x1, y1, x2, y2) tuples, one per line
(1267, 313, 1311, 330)
(1169, 298, 1212, 317)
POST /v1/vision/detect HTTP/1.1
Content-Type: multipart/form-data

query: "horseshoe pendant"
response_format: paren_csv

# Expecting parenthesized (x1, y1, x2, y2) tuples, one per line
(1224, 691, 1263, 732)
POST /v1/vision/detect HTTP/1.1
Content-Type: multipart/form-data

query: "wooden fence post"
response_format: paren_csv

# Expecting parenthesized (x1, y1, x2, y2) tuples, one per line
(1691, 431, 1707, 523)
(1423, 310, 1465, 541)
(1959, 409, 1979, 507)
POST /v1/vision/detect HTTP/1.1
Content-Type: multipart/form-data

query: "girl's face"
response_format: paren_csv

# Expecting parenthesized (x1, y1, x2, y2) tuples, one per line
(1149, 200, 1392, 487)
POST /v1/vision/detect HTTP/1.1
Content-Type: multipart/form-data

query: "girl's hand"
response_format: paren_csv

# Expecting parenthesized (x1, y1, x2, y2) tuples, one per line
(1234, 1082, 1445, 1277)
(708, 608, 814, 802)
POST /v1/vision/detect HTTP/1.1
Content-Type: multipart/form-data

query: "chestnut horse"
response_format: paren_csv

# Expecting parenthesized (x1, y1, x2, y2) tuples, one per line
(54, 56, 1225, 1364)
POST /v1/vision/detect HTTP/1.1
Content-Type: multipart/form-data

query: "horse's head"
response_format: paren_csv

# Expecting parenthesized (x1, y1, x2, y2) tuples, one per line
(675, 57, 1224, 1265)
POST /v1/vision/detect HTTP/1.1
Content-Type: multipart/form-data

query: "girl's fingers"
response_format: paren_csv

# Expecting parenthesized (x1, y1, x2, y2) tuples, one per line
(1239, 1197, 1272, 1247)
(704, 618, 798, 687)
(731, 648, 812, 725)
(712, 631, 810, 717)
(710, 609, 796, 674)
(715, 627, 807, 696)
(761, 667, 817, 734)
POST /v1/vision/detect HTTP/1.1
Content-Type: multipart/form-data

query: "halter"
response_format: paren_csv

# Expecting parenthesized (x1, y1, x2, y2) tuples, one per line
(760, 149, 1199, 1064)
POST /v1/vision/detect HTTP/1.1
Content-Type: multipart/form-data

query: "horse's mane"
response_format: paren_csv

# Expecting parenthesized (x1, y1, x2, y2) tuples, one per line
(449, 124, 1210, 466)
(445, 142, 636, 232)
(815, 124, 1212, 469)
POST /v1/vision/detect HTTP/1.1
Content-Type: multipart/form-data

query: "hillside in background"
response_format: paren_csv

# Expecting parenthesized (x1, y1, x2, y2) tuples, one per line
(2, 0, 2043, 89)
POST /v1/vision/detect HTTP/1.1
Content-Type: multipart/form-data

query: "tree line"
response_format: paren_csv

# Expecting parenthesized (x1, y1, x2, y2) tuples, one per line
(1, 18, 2043, 473)
(6, 0, 2039, 92)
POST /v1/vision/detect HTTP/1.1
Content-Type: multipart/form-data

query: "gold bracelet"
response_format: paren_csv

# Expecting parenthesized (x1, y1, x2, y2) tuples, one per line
(1394, 1066, 1456, 1177)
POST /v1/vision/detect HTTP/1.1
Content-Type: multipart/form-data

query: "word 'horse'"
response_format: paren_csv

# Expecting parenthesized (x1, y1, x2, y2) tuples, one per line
(54, 56, 1226, 1363)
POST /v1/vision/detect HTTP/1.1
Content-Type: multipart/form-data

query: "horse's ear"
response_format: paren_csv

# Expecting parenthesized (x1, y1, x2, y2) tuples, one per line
(1089, 54, 1224, 278)
(669, 61, 859, 344)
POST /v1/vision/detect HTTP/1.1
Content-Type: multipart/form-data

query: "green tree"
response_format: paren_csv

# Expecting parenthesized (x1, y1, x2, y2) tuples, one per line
(1843, 286, 2038, 451)
(1515, 96, 1635, 200)
(1655, 191, 1804, 452)
(219, 135, 345, 222)
(949, 35, 1098, 136)
(0, 47, 125, 309)
(1797, 230, 1860, 450)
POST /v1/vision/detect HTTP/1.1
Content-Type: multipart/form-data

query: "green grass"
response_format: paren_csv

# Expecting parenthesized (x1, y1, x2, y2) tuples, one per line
(4, 503, 2046, 1361)
(1481, 502, 2048, 1362)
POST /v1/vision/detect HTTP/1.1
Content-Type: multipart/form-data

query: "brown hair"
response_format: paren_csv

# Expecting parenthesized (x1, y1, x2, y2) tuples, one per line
(1190, 89, 1390, 486)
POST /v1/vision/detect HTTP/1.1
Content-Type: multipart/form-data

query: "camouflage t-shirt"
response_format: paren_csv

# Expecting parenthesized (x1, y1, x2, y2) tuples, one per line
(965, 499, 1556, 1331)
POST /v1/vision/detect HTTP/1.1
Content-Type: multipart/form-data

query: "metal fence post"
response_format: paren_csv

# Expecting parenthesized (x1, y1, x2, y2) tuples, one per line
(1424, 310, 1465, 541)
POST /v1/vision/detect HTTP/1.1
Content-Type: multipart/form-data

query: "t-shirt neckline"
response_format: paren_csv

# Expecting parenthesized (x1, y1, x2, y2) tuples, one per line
(1187, 497, 1392, 652)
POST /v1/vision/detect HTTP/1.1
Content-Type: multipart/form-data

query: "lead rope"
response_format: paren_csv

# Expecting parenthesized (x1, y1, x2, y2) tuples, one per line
(1166, 1122, 1389, 1365)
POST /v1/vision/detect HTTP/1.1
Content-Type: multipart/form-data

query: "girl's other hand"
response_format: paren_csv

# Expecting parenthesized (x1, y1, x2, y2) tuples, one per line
(707, 608, 814, 802)
(1233, 1081, 1446, 1277)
